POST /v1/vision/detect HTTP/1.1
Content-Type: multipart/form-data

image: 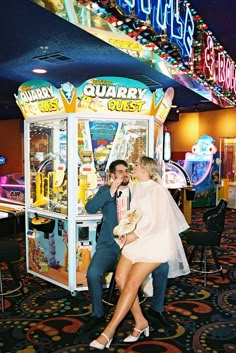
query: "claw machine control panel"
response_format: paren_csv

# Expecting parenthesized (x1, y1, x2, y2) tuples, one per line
(15, 76, 173, 293)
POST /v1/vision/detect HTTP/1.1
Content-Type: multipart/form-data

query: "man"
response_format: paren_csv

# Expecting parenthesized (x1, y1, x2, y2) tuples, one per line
(80, 159, 174, 331)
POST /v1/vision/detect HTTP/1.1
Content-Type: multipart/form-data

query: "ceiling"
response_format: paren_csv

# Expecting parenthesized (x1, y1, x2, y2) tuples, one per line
(1, 0, 236, 121)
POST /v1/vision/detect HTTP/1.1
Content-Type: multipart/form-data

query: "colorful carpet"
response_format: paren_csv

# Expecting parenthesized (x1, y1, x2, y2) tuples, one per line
(0, 208, 236, 353)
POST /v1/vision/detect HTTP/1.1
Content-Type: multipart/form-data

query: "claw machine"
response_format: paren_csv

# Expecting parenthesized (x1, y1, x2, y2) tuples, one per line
(15, 76, 173, 294)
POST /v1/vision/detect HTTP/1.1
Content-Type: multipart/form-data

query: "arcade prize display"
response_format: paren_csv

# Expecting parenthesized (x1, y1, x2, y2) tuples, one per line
(15, 76, 174, 293)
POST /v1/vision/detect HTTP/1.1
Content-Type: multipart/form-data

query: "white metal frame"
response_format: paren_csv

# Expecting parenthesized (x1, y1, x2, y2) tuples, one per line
(24, 112, 163, 293)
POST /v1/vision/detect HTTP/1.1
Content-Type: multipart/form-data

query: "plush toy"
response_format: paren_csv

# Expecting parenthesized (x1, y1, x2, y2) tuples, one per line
(113, 209, 142, 237)
(77, 247, 92, 272)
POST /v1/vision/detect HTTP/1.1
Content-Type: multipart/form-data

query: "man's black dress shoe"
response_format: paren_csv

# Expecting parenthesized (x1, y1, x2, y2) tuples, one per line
(145, 308, 176, 328)
(78, 315, 106, 332)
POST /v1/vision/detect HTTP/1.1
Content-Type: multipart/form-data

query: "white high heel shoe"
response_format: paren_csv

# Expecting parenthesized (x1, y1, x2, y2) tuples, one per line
(123, 326, 149, 342)
(90, 332, 113, 350)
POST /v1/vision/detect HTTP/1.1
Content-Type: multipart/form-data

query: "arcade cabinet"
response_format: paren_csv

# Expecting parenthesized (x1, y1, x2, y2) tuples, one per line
(162, 131, 193, 224)
(217, 136, 236, 209)
(179, 135, 219, 207)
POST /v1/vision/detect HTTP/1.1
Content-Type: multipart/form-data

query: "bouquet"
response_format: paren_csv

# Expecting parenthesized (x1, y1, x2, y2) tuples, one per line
(113, 209, 142, 237)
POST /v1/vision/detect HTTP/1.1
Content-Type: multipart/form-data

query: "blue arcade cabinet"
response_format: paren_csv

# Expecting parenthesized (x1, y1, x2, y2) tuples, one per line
(179, 135, 220, 207)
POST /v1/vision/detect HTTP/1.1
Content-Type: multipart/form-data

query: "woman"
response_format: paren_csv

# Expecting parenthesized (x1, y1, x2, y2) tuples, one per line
(90, 156, 190, 350)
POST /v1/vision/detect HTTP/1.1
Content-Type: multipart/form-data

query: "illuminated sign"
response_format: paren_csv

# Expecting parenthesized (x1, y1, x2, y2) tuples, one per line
(19, 86, 55, 102)
(116, 0, 194, 58)
(108, 38, 143, 57)
(217, 53, 236, 93)
(18, 85, 61, 113)
(0, 156, 6, 165)
(83, 82, 148, 100)
(15, 80, 65, 118)
(201, 34, 236, 95)
(81, 79, 148, 113)
(16, 77, 174, 119)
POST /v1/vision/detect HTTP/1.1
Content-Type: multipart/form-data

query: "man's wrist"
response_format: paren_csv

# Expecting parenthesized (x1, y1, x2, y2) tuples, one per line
(110, 190, 116, 197)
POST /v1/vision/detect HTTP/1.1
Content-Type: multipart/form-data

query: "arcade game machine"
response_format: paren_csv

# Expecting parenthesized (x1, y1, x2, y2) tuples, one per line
(178, 135, 220, 208)
(0, 173, 25, 206)
(15, 76, 174, 294)
(0, 155, 9, 218)
(217, 136, 236, 209)
(162, 131, 193, 224)
(0, 156, 25, 235)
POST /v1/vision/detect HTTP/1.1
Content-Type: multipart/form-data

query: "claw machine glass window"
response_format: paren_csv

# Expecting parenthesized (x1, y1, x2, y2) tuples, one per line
(219, 136, 236, 209)
(77, 118, 149, 207)
(29, 118, 68, 214)
(83, 119, 149, 167)
(220, 137, 236, 183)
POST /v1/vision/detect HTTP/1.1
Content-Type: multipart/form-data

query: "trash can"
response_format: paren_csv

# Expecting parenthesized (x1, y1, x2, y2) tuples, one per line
(185, 187, 196, 201)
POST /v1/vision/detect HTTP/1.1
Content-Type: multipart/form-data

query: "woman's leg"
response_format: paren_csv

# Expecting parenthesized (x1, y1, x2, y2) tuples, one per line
(95, 256, 160, 344)
(115, 256, 152, 335)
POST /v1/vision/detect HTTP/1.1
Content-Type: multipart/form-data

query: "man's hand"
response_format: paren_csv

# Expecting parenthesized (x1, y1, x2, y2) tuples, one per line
(110, 178, 124, 197)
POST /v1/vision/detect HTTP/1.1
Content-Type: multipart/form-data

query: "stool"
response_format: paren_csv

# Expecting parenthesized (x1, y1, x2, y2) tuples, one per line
(0, 239, 22, 312)
(184, 199, 228, 286)
(186, 231, 224, 286)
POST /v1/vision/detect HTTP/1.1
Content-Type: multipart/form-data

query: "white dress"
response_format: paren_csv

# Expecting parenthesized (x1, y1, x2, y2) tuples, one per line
(122, 179, 190, 278)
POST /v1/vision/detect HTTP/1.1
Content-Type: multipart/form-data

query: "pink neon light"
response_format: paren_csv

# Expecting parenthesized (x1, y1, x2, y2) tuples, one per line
(1, 184, 25, 188)
(204, 35, 236, 93)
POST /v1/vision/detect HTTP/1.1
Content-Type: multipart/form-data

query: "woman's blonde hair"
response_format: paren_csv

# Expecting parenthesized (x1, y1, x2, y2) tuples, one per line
(137, 156, 160, 182)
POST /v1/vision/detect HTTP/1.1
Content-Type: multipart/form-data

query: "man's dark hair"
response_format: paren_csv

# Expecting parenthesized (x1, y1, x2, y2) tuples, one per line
(109, 160, 128, 174)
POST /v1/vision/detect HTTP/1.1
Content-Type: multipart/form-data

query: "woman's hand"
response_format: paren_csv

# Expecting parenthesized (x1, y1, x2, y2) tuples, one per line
(115, 232, 138, 249)
(114, 236, 126, 248)
(121, 232, 138, 245)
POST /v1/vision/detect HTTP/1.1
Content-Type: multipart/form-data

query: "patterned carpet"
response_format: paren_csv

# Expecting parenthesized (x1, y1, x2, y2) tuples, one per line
(0, 207, 236, 353)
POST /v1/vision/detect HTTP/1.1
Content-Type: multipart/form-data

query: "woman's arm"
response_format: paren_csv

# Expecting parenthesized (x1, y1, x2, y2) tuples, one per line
(117, 232, 138, 246)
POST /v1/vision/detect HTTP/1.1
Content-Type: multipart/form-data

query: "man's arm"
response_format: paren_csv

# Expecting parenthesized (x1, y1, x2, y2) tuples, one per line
(85, 186, 115, 214)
